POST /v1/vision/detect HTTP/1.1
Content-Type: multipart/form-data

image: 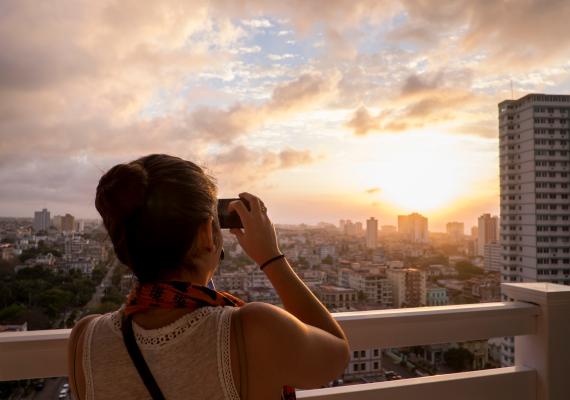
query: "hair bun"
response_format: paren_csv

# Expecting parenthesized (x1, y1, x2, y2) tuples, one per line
(95, 162, 149, 223)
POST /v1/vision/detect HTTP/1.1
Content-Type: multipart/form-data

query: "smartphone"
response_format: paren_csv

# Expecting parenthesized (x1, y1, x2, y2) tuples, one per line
(217, 198, 250, 229)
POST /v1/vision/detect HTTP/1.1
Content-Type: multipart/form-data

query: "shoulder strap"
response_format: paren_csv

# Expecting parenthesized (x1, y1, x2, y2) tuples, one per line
(121, 313, 166, 400)
(233, 309, 248, 400)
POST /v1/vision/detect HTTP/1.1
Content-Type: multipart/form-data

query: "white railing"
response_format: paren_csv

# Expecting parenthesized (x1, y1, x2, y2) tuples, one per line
(1, 283, 569, 400)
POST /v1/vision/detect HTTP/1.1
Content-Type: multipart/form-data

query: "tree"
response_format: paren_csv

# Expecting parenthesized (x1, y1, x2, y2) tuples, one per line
(322, 255, 333, 265)
(0, 303, 27, 322)
(454, 261, 484, 279)
(444, 347, 474, 371)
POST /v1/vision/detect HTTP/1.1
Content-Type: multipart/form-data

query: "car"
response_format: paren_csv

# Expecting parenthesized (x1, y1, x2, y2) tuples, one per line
(33, 379, 45, 391)
(384, 371, 403, 381)
(62, 383, 69, 390)
(58, 394, 67, 399)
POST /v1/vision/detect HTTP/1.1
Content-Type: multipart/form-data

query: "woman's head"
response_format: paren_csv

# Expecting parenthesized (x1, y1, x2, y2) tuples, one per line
(95, 154, 222, 283)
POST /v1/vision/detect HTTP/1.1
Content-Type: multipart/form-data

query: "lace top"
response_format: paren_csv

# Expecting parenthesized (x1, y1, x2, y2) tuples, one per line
(82, 305, 240, 400)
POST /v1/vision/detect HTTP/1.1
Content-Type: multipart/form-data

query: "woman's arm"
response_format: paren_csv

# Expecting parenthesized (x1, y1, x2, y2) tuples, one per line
(229, 193, 346, 340)
(228, 193, 350, 387)
(67, 314, 100, 400)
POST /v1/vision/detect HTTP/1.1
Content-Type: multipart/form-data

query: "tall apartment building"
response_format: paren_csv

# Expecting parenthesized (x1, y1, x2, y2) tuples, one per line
(33, 208, 50, 232)
(62, 213, 75, 233)
(477, 213, 499, 256)
(446, 221, 465, 242)
(499, 93, 570, 366)
(52, 215, 63, 230)
(484, 241, 502, 272)
(397, 213, 429, 243)
(366, 217, 378, 249)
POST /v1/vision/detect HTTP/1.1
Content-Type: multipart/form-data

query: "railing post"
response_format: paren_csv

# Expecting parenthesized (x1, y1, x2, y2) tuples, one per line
(502, 283, 570, 400)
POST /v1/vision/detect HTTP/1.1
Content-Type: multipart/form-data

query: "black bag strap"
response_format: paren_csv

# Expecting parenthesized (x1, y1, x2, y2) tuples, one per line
(121, 313, 166, 400)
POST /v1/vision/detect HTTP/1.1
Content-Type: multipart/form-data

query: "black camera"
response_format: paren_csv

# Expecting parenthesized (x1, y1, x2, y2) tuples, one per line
(217, 198, 251, 229)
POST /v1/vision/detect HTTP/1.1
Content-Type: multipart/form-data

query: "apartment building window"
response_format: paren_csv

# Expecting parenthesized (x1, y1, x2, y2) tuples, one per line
(373, 362, 379, 369)
(353, 351, 358, 358)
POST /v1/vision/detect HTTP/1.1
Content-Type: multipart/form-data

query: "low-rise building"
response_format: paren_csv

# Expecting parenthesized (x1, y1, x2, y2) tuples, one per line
(387, 268, 427, 308)
(316, 285, 357, 310)
(344, 348, 383, 381)
(426, 285, 448, 306)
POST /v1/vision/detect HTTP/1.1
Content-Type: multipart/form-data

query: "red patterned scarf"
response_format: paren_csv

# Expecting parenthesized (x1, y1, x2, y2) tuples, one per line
(125, 281, 296, 399)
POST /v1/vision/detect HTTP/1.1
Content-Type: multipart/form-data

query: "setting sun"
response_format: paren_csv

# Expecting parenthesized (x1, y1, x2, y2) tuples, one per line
(373, 132, 481, 212)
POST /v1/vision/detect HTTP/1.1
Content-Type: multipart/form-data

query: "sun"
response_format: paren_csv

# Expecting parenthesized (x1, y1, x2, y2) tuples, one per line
(367, 131, 481, 213)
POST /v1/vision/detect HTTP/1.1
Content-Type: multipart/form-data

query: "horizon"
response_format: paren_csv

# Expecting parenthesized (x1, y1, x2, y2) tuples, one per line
(2, 1, 569, 232)
(1, 210, 490, 234)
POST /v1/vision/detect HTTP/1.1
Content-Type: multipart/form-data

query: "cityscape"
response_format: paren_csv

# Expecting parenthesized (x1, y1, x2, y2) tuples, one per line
(2, 1, 570, 399)
(2, 93, 570, 397)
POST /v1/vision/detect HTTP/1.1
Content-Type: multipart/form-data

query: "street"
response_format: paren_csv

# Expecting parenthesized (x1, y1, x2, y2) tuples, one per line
(83, 258, 118, 314)
(26, 377, 69, 400)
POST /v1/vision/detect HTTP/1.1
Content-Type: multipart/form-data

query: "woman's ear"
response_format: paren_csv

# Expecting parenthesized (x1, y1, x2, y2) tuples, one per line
(197, 216, 215, 253)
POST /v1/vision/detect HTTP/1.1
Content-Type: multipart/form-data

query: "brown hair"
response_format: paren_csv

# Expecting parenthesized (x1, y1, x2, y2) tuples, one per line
(95, 154, 220, 282)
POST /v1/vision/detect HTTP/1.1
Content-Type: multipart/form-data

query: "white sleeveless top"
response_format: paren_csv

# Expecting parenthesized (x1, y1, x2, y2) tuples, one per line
(82, 305, 240, 400)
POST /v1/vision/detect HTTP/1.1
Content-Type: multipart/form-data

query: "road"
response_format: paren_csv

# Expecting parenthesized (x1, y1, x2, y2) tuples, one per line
(25, 377, 69, 400)
(381, 353, 417, 379)
(83, 258, 118, 314)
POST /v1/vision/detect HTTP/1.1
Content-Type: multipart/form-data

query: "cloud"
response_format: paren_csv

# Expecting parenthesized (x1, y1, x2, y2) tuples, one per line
(242, 18, 273, 28)
(345, 68, 480, 135)
(395, 0, 570, 71)
(346, 106, 381, 136)
(365, 187, 381, 194)
(2, 0, 570, 220)
(188, 71, 340, 142)
(267, 53, 296, 61)
(207, 145, 319, 189)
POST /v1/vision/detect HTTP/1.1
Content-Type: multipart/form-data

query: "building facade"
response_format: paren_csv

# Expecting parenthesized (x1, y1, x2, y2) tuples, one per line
(477, 214, 499, 256)
(366, 217, 378, 249)
(498, 93, 570, 366)
(62, 213, 75, 233)
(484, 241, 502, 272)
(398, 213, 429, 243)
(33, 208, 50, 232)
(446, 222, 465, 242)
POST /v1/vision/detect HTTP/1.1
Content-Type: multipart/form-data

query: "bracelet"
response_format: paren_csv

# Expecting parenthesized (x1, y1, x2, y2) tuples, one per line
(259, 254, 285, 270)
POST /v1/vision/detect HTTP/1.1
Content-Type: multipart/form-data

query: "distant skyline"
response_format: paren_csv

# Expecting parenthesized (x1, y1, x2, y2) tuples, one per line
(2, 1, 569, 231)
(1, 208, 489, 234)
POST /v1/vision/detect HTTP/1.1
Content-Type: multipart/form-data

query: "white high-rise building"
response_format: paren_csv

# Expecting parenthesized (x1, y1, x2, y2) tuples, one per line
(366, 217, 378, 249)
(499, 93, 570, 366)
(477, 214, 499, 256)
(33, 208, 50, 232)
(484, 241, 502, 272)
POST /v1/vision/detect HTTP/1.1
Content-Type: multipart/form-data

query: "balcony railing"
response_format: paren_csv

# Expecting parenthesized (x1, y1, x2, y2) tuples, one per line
(1, 283, 569, 399)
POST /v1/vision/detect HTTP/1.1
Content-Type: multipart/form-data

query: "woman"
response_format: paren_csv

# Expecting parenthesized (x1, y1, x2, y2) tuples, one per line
(68, 154, 350, 400)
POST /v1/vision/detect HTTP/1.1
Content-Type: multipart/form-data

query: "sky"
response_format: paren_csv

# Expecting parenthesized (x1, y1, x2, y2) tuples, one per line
(1, 0, 570, 232)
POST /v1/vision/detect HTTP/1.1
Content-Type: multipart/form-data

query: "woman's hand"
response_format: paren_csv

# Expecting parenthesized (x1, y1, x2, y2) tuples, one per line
(227, 192, 282, 266)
